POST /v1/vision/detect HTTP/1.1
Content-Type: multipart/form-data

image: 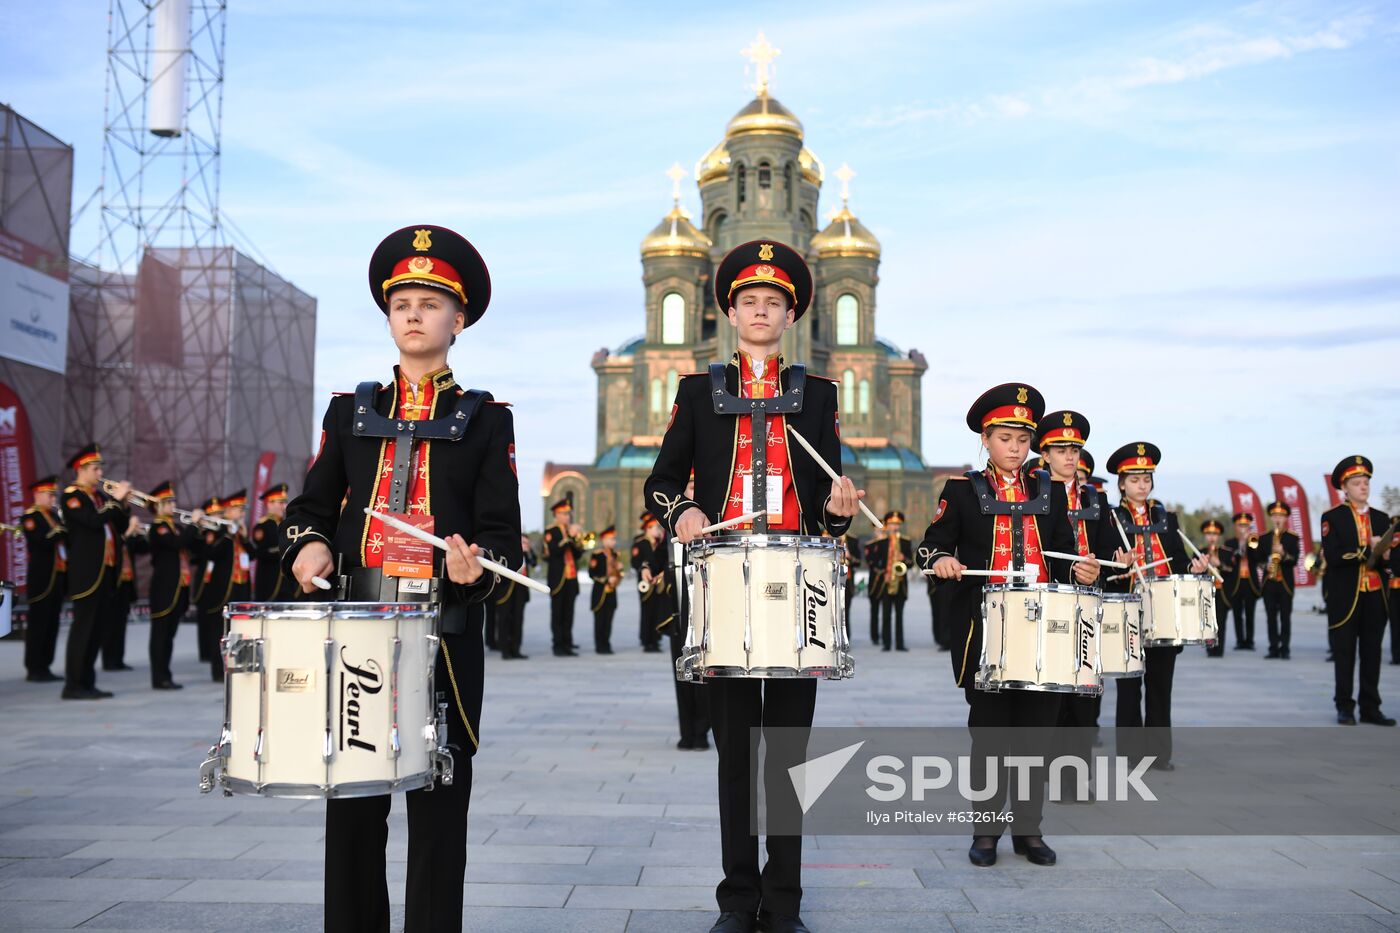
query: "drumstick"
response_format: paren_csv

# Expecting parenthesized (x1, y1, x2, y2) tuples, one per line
(1106, 556, 1172, 582)
(785, 427, 884, 530)
(365, 509, 551, 595)
(698, 511, 761, 535)
(1111, 510, 1152, 592)
(922, 568, 1036, 579)
(310, 576, 332, 591)
(1041, 549, 1127, 569)
(1176, 529, 1225, 583)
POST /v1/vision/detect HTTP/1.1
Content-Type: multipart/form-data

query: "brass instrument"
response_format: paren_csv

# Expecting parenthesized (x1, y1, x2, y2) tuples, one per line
(605, 547, 623, 590)
(885, 561, 908, 597)
(1367, 516, 1400, 569)
(637, 578, 652, 595)
(1246, 533, 1259, 550)
(578, 531, 597, 550)
(1304, 551, 1323, 574)
(100, 478, 155, 507)
(0, 521, 20, 538)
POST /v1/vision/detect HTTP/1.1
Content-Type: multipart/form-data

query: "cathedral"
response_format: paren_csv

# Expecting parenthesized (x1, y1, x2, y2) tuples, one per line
(542, 36, 963, 534)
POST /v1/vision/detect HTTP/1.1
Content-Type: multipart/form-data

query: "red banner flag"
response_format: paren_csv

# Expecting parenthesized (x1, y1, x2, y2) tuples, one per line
(0, 383, 37, 587)
(1324, 475, 1343, 509)
(248, 452, 277, 527)
(1271, 473, 1315, 587)
(1226, 480, 1267, 531)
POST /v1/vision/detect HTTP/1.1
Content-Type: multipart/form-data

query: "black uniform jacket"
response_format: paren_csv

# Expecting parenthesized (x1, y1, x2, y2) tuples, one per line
(1255, 529, 1300, 595)
(20, 505, 65, 603)
(644, 357, 851, 538)
(62, 485, 129, 601)
(147, 518, 200, 620)
(252, 516, 296, 600)
(1222, 536, 1262, 599)
(1097, 501, 1193, 595)
(494, 547, 536, 608)
(542, 525, 583, 594)
(1321, 503, 1392, 627)
(867, 534, 914, 600)
(916, 471, 1077, 687)
(588, 548, 620, 612)
(197, 527, 250, 613)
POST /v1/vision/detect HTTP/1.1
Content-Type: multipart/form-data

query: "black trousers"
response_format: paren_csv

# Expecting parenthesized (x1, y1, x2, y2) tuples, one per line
(933, 585, 954, 649)
(710, 678, 816, 917)
(1208, 591, 1229, 654)
(880, 595, 906, 649)
(483, 598, 497, 650)
(1053, 694, 1101, 800)
(197, 609, 224, 679)
(668, 630, 709, 743)
(23, 591, 63, 676)
(549, 579, 577, 651)
(868, 593, 882, 644)
(964, 684, 1063, 838)
(640, 592, 664, 648)
(1231, 591, 1257, 646)
(1332, 591, 1388, 716)
(1388, 587, 1400, 663)
(65, 574, 115, 691)
(499, 593, 526, 656)
(148, 590, 188, 686)
(325, 637, 475, 933)
(102, 582, 134, 668)
(1262, 581, 1294, 655)
(593, 590, 616, 651)
(1115, 646, 1179, 765)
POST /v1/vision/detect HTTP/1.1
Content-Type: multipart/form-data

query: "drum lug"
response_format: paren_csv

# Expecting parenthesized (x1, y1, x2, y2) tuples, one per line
(431, 746, 455, 787)
(198, 749, 219, 794)
(1024, 598, 1041, 622)
(222, 634, 262, 673)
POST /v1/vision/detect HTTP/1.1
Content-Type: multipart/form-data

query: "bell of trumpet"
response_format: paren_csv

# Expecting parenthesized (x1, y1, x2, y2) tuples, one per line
(1246, 534, 1259, 550)
(1303, 552, 1322, 574)
(637, 578, 652, 595)
(0, 521, 21, 538)
(578, 531, 597, 550)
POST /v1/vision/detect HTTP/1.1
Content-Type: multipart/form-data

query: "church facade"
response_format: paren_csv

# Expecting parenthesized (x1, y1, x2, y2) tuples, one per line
(543, 43, 962, 535)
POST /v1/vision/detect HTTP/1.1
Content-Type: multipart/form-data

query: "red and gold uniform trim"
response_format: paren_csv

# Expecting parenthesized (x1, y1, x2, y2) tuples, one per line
(382, 255, 466, 306)
(361, 368, 448, 568)
(728, 262, 797, 303)
(721, 352, 800, 532)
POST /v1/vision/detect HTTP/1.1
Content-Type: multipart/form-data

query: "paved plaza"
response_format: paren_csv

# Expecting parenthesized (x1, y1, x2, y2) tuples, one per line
(0, 589, 1397, 932)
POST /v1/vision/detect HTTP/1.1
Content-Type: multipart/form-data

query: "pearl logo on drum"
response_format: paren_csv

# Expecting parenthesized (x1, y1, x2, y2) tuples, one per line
(802, 571, 829, 649)
(339, 647, 384, 753)
(275, 668, 313, 692)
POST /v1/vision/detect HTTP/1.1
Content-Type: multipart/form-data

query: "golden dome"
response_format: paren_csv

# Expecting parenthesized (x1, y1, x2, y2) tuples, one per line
(725, 92, 804, 140)
(798, 146, 824, 184)
(696, 142, 821, 186)
(641, 204, 712, 259)
(811, 205, 880, 259)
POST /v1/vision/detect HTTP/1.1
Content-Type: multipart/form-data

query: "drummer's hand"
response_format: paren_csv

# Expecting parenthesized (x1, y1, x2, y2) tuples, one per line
(932, 556, 965, 580)
(293, 541, 335, 593)
(1189, 554, 1209, 574)
(444, 534, 484, 585)
(1113, 548, 1135, 568)
(826, 476, 863, 518)
(1073, 555, 1100, 585)
(675, 507, 708, 544)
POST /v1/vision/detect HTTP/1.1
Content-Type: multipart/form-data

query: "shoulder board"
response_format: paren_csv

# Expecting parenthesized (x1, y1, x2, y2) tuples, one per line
(679, 371, 706, 379)
(805, 373, 839, 385)
(331, 391, 354, 397)
(64, 485, 80, 493)
(484, 400, 512, 407)
(947, 475, 970, 482)
(23, 505, 41, 515)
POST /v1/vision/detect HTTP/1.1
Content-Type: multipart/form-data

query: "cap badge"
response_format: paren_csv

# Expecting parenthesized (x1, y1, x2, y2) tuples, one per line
(1136, 456, 1148, 466)
(758, 243, 775, 261)
(1015, 387, 1028, 403)
(1136, 443, 1146, 456)
(1355, 455, 1364, 465)
(1062, 412, 1073, 426)
(1013, 406, 1028, 419)
(408, 256, 434, 274)
(754, 264, 775, 278)
(412, 229, 433, 251)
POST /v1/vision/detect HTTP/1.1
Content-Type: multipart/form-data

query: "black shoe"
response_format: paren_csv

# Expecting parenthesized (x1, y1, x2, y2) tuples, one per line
(1206, 650, 1223, 657)
(211, 672, 224, 682)
(896, 645, 909, 652)
(1264, 651, 1280, 659)
(758, 913, 812, 933)
(1280, 652, 1290, 660)
(1338, 711, 1357, 725)
(1233, 643, 1247, 650)
(60, 687, 107, 700)
(968, 836, 999, 867)
(103, 663, 134, 672)
(644, 644, 663, 653)
(515, 652, 529, 660)
(570, 643, 580, 650)
(694, 739, 711, 750)
(597, 647, 614, 655)
(709, 911, 756, 933)
(881, 646, 891, 652)
(153, 681, 184, 690)
(1360, 711, 1397, 726)
(26, 670, 61, 682)
(555, 649, 579, 657)
(1012, 835, 1057, 866)
(677, 738, 695, 750)
(1390, 659, 1400, 666)
(937, 644, 950, 652)
(1243, 643, 1256, 650)
(1325, 654, 1335, 663)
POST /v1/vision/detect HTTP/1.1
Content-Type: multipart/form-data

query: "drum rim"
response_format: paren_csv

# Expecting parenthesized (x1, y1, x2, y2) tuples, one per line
(981, 581, 1102, 596)
(225, 601, 439, 618)
(688, 533, 842, 553)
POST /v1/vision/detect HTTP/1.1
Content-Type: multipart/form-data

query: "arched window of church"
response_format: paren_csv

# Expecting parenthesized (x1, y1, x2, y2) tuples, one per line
(842, 369, 856, 414)
(666, 369, 678, 405)
(859, 379, 871, 417)
(799, 209, 814, 234)
(661, 292, 685, 345)
(708, 211, 727, 243)
(784, 163, 794, 212)
(650, 378, 663, 415)
(737, 164, 747, 206)
(758, 161, 772, 189)
(836, 293, 860, 345)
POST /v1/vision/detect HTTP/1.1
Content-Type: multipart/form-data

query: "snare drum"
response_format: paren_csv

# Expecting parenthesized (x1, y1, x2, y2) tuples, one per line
(979, 583, 1102, 695)
(200, 602, 453, 798)
(0, 581, 13, 638)
(1142, 575, 1218, 647)
(678, 534, 853, 681)
(1098, 592, 1144, 678)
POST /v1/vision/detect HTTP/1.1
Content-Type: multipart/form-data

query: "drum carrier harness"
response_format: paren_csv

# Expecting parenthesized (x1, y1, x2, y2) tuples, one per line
(707, 362, 806, 534)
(967, 467, 1053, 571)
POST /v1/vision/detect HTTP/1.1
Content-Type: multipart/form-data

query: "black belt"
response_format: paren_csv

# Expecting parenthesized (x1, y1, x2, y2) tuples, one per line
(336, 567, 473, 635)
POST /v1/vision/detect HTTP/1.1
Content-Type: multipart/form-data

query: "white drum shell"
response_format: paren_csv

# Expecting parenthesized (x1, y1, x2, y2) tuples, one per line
(1142, 575, 1218, 646)
(1099, 592, 1145, 679)
(978, 583, 1102, 695)
(0, 582, 13, 639)
(215, 602, 440, 798)
(681, 534, 852, 680)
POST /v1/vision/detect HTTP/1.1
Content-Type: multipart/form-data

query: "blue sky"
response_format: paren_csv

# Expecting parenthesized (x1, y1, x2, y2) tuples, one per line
(5, 0, 1399, 527)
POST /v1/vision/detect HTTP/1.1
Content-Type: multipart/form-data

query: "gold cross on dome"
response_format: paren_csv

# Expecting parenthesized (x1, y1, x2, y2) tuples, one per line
(742, 32, 780, 95)
(834, 162, 855, 205)
(666, 162, 686, 203)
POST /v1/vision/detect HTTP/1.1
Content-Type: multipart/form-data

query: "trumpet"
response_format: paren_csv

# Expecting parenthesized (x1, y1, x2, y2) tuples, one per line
(578, 531, 597, 550)
(1246, 533, 1259, 550)
(886, 560, 908, 596)
(100, 478, 155, 507)
(0, 521, 20, 538)
(1304, 551, 1323, 574)
(173, 508, 238, 532)
(637, 578, 652, 595)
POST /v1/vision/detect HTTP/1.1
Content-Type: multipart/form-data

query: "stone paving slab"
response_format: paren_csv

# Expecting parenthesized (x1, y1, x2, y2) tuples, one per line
(0, 600, 1392, 930)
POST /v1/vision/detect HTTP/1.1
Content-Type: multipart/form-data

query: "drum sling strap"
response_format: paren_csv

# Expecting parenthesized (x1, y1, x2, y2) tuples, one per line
(348, 380, 491, 602)
(967, 468, 1052, 571)
(1120, 503, 1169, 566)
(708, 362, 806, 534)
(1068, 484, 1102, 524)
